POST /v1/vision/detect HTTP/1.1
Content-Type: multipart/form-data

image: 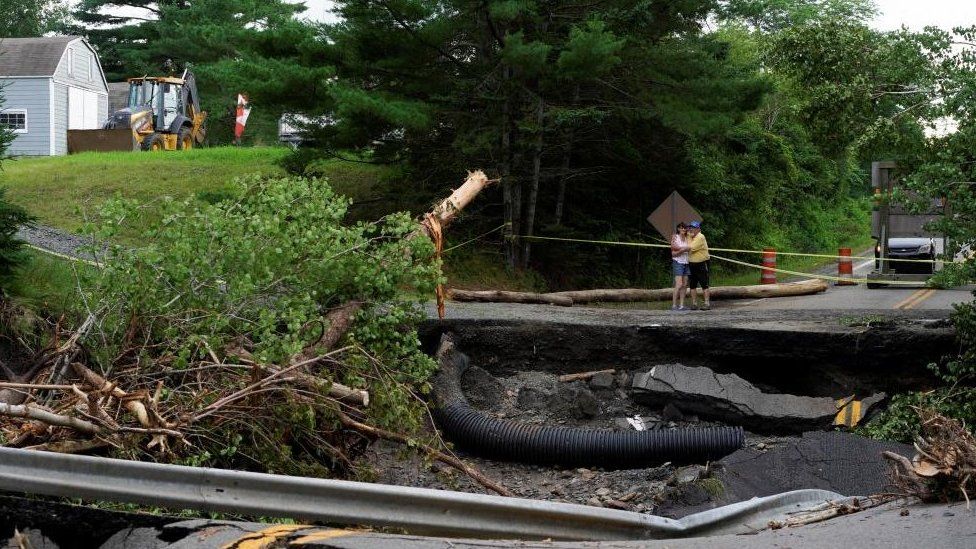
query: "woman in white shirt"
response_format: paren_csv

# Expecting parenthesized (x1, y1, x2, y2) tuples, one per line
(670, 222, 691, 310)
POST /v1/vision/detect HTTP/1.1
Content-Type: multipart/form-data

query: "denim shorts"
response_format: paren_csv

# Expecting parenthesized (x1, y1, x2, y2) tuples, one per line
(672, 260, 691, 276)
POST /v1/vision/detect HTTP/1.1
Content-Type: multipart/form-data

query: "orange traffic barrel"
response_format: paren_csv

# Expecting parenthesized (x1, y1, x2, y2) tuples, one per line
(837, 247, 855, 285)
(761, 248, 777, 284)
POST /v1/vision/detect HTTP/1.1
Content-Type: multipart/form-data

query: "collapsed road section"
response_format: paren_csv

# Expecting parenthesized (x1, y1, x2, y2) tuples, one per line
(402, 305, 956, 514)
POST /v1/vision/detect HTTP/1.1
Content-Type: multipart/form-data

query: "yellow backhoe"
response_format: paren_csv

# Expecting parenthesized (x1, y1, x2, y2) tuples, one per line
(67, 69, 207, 153)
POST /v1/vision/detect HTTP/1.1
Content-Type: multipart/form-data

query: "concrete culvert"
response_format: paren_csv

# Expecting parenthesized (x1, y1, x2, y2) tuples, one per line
(431, 334, 744, 468)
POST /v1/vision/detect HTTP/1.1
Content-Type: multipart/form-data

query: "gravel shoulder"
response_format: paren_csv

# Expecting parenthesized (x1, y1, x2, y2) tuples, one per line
(17, 223, 103, 264)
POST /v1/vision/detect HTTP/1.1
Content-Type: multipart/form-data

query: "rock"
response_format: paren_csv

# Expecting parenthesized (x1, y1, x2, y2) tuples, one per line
(460, 366, 506, 411)
(615, 371, 630, 387)
(586, 497, 604, 507)
(631, 364, 886, 434)
(661, 402, 684, 422)
(516, 387, 547, 410)
(547, 384, 600, 419)
(589, 371, 615, 389)
(580, 469, 596, 481)
(668, 465, 704, 486)
(595, 487, 611, 497)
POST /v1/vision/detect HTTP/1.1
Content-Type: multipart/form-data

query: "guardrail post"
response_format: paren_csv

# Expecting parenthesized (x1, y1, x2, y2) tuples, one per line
(837, 247, 855, 286)
(761, 248, 776, 285)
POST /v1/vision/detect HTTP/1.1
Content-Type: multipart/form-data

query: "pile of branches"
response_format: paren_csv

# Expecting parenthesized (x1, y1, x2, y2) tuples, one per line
(0, 171, 512, 495)
(883, 408, 976, 506)
(0, 305, 509, 496)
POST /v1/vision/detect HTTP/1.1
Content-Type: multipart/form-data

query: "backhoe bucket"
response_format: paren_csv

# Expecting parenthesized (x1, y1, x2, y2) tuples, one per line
(67, 129, 138, 154)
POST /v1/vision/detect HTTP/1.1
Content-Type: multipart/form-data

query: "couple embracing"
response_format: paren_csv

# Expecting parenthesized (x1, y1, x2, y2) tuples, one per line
(670, 221, 710, 311)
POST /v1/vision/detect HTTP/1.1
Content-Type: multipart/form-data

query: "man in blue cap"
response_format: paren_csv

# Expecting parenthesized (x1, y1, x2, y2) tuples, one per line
(687, 220, 710, 310)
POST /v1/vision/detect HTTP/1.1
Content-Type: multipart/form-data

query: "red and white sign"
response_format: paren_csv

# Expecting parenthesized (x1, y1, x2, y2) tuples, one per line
(234, 93, 251, 141)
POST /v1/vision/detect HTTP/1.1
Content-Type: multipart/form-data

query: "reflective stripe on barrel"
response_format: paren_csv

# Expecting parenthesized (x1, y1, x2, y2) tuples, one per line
(760, 248, 777, 285)
(837, 247, 855, 286)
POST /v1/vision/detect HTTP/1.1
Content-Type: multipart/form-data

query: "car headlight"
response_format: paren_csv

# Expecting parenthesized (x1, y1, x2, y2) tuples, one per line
(917, 243, 931, 254)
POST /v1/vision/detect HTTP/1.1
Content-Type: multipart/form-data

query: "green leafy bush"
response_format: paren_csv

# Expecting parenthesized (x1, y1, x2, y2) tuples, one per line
(82, 174, 442, 473)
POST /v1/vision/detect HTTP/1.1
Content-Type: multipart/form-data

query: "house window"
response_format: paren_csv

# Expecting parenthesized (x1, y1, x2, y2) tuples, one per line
(0, 110, 27, 133)
(89, 55, 94, 81)
(67, 48, 74, 76)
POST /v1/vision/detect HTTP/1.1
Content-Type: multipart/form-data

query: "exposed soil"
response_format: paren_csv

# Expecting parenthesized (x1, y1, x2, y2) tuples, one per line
(362, 312, 946, 514)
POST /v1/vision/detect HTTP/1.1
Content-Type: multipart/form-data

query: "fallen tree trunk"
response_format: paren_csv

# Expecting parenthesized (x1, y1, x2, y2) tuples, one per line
(548, 279, 828, 305)
(447, 289, 573, 307)
(447, 279, 827, 306)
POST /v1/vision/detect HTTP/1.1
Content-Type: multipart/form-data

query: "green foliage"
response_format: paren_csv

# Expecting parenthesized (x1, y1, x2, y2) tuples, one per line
(0, 188, 35, 293)
(80, 174, 442, 471)
(861, 25, 976, 442)
(0, 0, 70, 37)
(716, 0, 877, 32)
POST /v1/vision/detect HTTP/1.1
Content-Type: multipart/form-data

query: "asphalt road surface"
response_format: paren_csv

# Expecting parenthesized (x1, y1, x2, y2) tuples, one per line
(728, 256, 974, 311)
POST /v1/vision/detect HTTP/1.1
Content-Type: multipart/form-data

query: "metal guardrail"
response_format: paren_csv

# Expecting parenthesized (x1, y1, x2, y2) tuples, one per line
(0, 447, 843, 541)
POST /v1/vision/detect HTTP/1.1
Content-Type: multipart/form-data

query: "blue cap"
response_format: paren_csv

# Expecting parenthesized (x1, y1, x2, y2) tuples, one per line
(688, 221, 701, 228)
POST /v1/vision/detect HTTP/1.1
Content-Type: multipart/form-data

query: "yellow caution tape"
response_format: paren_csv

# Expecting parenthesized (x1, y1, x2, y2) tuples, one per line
(518, 234, 968, 265)
(709, 253, 934, 286)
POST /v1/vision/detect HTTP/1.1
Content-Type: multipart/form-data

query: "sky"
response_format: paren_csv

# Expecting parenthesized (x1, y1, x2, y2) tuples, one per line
(295, 0, 976, 30)
(870, 0, 976, 31)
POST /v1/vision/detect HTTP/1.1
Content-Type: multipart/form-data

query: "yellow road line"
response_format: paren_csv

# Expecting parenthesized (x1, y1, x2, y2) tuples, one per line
(894, 288, 936, 310)
(223, 524, 308, 549)
(290, 529, 355, 544)
(893, 289, 925, 309)
(903, 288, 936, 310)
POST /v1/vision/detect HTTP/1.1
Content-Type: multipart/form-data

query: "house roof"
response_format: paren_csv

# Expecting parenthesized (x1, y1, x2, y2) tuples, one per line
(0, 36, 82, 77)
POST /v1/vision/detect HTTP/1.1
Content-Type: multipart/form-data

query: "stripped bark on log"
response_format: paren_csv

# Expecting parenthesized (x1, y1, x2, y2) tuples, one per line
(447, 289, 573, 307)
(549, 279, 827, 304)
(449, 279, 828, 306)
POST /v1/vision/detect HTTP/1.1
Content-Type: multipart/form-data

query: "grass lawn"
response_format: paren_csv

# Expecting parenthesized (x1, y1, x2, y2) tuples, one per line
(0, 146, 400, 243)
(0, 147, 290, 233)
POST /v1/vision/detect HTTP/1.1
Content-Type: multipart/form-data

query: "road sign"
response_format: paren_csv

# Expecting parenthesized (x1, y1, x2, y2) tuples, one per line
(647, 191, 702, 240)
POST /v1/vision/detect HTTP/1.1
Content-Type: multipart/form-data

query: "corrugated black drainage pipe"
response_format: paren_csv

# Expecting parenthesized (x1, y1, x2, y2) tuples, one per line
(431, 334, 744, 468)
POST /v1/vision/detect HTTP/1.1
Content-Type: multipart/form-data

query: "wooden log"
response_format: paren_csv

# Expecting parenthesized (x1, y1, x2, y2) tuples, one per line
(558, 369, 616, 383)
(447, 289, 574, 307)
(548, 279, 828, 305)
(545, 288, 671, 303)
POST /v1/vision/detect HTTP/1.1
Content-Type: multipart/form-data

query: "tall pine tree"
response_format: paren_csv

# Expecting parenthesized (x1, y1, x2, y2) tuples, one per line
(314, 0, 768, 272)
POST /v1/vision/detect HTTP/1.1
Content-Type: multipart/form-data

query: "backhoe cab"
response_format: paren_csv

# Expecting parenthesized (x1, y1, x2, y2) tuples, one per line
(67, 69, 207, 153)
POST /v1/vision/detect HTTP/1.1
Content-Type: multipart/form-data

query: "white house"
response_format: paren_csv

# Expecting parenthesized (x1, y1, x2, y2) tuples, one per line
(0, 36, 109, 156)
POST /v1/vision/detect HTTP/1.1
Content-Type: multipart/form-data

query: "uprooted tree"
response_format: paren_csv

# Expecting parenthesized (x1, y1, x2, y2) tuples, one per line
(0, 171, 508, 493)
